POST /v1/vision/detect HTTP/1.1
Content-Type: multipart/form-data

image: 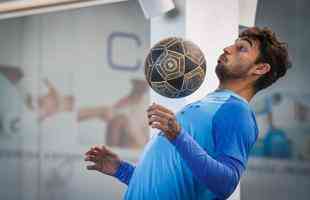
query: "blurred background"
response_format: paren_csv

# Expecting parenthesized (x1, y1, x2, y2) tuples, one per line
(0, 0, 309, 200)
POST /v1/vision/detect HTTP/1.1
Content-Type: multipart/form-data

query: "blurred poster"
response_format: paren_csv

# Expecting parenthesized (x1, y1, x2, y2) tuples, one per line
(0, 1, 149, 200)
(250, 91, 310, 161)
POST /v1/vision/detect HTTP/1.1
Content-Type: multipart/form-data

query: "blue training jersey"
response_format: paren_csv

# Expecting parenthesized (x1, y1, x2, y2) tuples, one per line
(123, 89, 258, 200)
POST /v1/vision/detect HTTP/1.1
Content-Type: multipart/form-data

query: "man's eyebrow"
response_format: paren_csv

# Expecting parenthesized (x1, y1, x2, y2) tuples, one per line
(235, 38, 253, 47)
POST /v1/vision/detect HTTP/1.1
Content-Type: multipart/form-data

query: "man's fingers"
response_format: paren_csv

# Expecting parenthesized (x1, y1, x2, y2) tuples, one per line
(93, 145, 110, 155)
(151, 122, 166, 132)
(93, 146, 105, 154)
(86, 164, 98, 170)
(85, 148, 100, 156)
(85, 149, 94, 156)
(147, 102, 155, 111)
(85, 145, 117, 160)
(157, 105, 174, 115)
(148, 103, 174, 115)
(85, 145, 104, 154)
(148, 115, 166, 125)
(84, 155, 98, 162)
(147, 109, 173, 119)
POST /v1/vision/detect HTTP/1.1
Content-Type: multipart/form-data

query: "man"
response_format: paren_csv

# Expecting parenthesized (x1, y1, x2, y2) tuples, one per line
(84, 27, 291, 199)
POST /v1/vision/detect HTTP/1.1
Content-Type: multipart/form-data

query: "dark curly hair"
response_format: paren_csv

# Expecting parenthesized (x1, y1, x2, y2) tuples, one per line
(239, 27, 291, 92)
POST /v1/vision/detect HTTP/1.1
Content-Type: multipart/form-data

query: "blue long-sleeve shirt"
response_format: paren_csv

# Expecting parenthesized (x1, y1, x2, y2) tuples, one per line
(114, 89, 258, 200)
(114, 161, 135, 185)
(114, 129, 244, 198)
(170, 129, 245, 198)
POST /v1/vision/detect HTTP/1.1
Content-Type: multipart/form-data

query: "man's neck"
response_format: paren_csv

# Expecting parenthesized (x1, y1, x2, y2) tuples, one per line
(218, 80, 255, 102)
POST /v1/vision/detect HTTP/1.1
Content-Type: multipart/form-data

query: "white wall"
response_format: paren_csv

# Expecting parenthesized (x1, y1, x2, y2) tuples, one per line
(243, 0, 310, 199)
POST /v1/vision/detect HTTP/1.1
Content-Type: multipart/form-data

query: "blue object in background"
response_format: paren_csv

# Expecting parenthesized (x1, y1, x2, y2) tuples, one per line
(250, 138, 265, 157)
(263, 128, 292, 159)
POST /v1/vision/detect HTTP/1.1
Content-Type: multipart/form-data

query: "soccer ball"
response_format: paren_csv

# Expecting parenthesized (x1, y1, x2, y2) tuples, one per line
(144, 37, 206, 98)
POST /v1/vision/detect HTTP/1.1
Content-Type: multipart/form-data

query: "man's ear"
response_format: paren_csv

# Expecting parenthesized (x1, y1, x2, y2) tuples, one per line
(253, 63, 271, 76)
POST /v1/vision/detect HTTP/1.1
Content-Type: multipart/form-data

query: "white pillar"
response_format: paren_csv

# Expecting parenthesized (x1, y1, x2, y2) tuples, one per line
(151, 0, 239, 109)
(150, 0, 239, 199)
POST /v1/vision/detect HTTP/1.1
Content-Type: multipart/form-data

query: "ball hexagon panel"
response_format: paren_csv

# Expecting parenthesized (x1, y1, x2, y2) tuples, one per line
(156, 50, 185, 81)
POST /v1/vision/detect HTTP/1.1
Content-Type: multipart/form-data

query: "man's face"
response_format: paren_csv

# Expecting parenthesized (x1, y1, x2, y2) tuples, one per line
(216, 37, 261, 82)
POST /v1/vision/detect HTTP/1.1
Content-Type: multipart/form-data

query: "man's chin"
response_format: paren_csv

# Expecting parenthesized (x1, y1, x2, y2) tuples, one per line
(215, 63, 225, 73)
(215, 66, 224, 80)
(215, 64, 229, 81)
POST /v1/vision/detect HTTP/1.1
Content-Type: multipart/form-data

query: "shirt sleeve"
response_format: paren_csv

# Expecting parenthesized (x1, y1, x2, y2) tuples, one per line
(170, 129, 244, 199)
(113, 161, 135, 185)
(213, 101, 258, 168)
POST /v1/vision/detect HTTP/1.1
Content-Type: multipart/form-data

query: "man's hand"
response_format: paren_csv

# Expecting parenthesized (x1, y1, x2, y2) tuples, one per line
(84, 145, 121, 176)
(147, 103, 181, 140)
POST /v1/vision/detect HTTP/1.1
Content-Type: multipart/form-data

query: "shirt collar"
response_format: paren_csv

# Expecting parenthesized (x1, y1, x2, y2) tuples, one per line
(214, 88, 249, 104)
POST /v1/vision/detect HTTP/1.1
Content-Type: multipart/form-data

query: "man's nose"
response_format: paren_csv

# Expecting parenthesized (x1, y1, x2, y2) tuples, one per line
(223, 45, 234, 55)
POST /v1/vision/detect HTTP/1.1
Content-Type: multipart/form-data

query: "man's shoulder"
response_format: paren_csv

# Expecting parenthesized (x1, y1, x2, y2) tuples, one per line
(213, 96, 259, 145)
(214, 95, 254, 122)
(223, 95, 251, 110)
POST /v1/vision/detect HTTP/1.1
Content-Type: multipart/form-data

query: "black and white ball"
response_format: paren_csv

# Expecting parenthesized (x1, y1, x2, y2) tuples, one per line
(144, 37, 206, 98)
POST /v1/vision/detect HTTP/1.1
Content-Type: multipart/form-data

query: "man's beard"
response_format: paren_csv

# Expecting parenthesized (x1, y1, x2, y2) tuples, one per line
(215, 63, 248, 82)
